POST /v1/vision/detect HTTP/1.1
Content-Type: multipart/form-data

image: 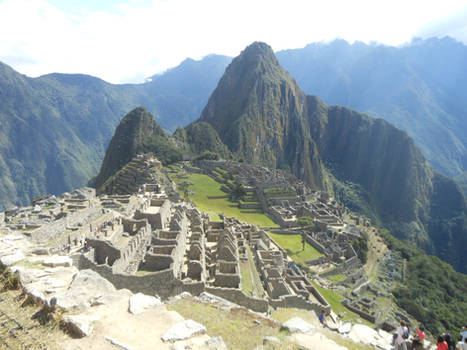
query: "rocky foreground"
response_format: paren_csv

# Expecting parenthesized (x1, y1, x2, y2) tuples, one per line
(0, 230, 438, 350)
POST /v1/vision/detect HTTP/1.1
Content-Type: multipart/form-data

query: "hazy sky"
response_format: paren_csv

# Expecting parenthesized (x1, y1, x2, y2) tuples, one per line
(1, 0, 466, 83)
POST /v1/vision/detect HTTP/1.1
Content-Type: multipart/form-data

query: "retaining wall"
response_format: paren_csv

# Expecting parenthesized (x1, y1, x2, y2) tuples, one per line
(205, 287, 268, 313)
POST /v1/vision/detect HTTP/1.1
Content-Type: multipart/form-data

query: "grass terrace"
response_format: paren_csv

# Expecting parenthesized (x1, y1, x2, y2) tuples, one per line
(310, 281, 372, 325)
(169, 168, 278, 227)
(325, 273, 348, 284)
(267, 232, 323, 265)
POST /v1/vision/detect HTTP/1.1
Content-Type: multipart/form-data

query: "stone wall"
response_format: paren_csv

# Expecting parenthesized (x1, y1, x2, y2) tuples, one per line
(205, 287, 268, 313)
(73, 253, 184, 298)
(31, 207, 105, 243)
(320, 256, 361, 278)
(141, 253, 173, 271)
(269, 295, 330, 314)
(182, 281, 205, 295)
(341, 300, 376, 323)
(88, 240, 121, 265)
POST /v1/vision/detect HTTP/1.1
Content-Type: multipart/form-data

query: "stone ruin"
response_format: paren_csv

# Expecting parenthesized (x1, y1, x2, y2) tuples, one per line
(191, 160, 364, 278)
(0, 157, 330, 315)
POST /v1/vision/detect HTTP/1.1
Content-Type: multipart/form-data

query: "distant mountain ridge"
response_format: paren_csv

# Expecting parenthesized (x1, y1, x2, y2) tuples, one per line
(3, 37, 467, 209)
(0, 55, 230, 209)
(276, 37, 467, 180)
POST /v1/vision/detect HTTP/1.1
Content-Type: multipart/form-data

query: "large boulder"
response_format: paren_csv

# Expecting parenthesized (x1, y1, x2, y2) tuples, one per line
(204, 336, 228, 350)
(338, 322, 352, 334)
(52, 269, 116, 310)
(291, 332, 348, 350)
(0, 251, 25, 266)
(128, 293, 162, 315)
(162, 320, 207, 342)
(281, 317, 315, 334)
(62, 315, 98, 337)
(347, 324, 392, 349)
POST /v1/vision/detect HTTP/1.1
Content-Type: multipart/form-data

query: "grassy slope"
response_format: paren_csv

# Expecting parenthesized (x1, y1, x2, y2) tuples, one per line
(0, 271, 65, 350)
(167, 299, 297, 350)
(170, 170, 278, 227)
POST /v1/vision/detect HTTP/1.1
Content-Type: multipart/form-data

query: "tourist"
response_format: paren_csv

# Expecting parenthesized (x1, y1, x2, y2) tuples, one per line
(461, 326, 467, 342)
(446, 334, 456, 350)
(438, 335, 449, 350)
(319, 310, 327, 327)
(411, 326, 425, 350)
(395, 321, 409, 350)
(456, 338, 467, 350)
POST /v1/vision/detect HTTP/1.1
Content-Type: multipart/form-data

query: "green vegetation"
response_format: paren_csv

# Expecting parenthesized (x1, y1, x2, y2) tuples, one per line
(311, 281, 371, 325)
(351, 231, 369, 264)
(268, 232, 323, 265)
(96, 107, 182, 191)
(194, 150, 220, 160)
(175, 121, 231, 159)
(381, 229, 467, 337)
(170, 169, 277, 226)
(296, 216, 315, 227)
(240, 245, 265, 297)
(229, 183, 247, 201)
(240, 261, 254, 296)
(325, 273, 348, 284)
(0, 269, 65, 349)
(140, 133, 182, 165)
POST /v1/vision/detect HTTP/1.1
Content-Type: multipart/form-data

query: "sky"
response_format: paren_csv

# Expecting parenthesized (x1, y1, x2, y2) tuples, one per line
(0, 0, 466, 84)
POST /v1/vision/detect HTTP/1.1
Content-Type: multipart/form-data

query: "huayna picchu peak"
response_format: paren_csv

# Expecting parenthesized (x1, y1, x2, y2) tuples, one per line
(198, 41, 326, 190)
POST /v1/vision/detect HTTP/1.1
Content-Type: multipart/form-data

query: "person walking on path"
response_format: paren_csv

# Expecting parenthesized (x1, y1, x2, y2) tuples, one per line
(396, 321, 409, 350)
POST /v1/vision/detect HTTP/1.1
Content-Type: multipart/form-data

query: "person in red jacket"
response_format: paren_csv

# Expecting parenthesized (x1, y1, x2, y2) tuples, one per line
(438, 335, 449, 350)
(411, 326, 425, 350)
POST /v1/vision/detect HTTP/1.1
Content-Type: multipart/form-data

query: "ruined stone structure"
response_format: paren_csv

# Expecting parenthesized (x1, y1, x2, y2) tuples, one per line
(0, 156, 338, 316)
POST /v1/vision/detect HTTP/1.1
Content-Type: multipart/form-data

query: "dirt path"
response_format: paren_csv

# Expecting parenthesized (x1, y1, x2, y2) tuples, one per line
(62, 298, 210, 350)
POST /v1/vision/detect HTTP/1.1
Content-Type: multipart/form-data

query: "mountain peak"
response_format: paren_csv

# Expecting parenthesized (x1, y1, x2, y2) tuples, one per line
(95, 107, 163, 190)
(234, 41, 279, 72)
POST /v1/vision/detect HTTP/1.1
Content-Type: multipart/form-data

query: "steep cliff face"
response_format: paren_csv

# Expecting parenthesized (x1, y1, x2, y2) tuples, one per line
(277, 37, 467, 179)
(308, 96, 433, 238)
(199, 42, 326, 189)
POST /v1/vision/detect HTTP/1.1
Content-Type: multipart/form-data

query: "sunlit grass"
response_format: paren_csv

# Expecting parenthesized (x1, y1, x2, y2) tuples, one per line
(170, 170, 278, 227)
(167, 298, 299, 350)
(268, 232, 323, 265)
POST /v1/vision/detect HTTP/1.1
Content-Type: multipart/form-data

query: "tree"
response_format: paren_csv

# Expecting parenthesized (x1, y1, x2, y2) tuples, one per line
(296, 216, 315, 228)
(230, 183, 247, 201)
(178, 181, 194, 198)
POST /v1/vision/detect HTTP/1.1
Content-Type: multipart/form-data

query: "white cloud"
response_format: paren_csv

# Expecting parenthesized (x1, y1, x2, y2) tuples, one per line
(0, 0, 466, 83)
